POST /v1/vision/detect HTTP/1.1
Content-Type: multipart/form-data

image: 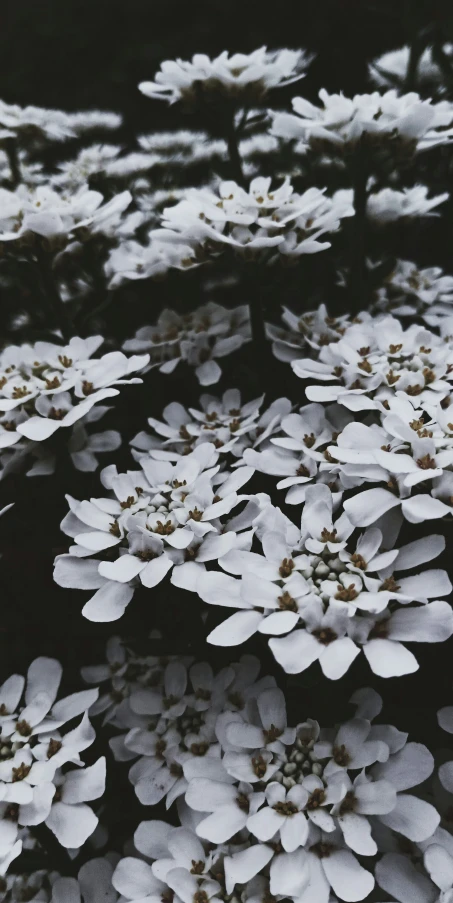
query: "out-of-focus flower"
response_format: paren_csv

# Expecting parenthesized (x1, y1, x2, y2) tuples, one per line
(272, 89, 453, 159)
(139, 48, 312, 106)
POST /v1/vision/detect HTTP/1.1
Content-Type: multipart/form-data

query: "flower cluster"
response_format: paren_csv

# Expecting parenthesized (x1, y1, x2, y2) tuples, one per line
(139, 48, 312, 105)
(146, 178, 354, 270)
(104, 681, 442, 903)
(0, 184, 132, 246)
(337, 183, 449, 223)
(123, 303, 251, 386)
(54, 444, 255, 620)
(369, 44, 453, 94)
(130, 389, 291, 461)
(0, 858, 118, 902)
(0, 336, 148, 476)
(286, 314, 453, 524)
(0, 99, 121, 147)
(0, 657, 104, 874)
(372, 257, 453, 325)
(272, 89, 453, 159)
(198, 483, 453, 677)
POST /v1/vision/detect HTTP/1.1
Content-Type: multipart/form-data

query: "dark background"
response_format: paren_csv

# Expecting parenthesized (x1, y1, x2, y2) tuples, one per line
(1, 0, 451, 134)
(1, 0, 453, 811)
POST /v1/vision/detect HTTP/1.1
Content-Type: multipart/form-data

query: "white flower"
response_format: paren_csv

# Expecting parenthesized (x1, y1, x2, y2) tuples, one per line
(0, 184, 132, 244)
(0, 100, 76, 144)
(365, 185, 449, 223)
(186, 778, 264, 843)
(0, 656, 102, 857)
(150, 178, 353, 268)
(52, 858, 119, 903)
(373, 258, 453, 325)
(82, 654, 274, 809)
(122, 304, 251, 385)
(105, 236, 198, 288)
(54, 444, 252, 621)
(0, 337, 147, 474)
(197, 482, 453, 677)
(139, 48, 311, 105)
(272, 89, 453, 155)
(369, 44, 453, 92)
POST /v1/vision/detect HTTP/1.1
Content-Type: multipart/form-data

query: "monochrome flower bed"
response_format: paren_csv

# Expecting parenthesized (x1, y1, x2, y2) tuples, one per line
(2, 22, 453, 903)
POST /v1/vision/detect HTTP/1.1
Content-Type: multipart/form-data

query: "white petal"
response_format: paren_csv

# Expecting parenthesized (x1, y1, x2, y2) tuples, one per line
(322, 849, 374, 902)
(82, 583, 134, 622)
(344, 489, 400, 527)
(208, 611, 262, 646)
(98, 555, 145, 583)
(46, 801, 98, 848)
(438, 706, 453, 734)
(224, 845, 274, 895)
(112, 858, 157, 899)
(62, 758, 106, 803)
(376, 853, 435, 903)
(363, 639, 418, 678)
(197, 804, 246, 842)
(340, 812, 377, 855)
(321, 638, 359, 680)
(373, 742, 434, 791)
(379, 794, 440, 841)
(439, 761, 453, 793)
(269, 630, 320, 674)
(424, 844, 453, 891)
(53, 556, 106, 590)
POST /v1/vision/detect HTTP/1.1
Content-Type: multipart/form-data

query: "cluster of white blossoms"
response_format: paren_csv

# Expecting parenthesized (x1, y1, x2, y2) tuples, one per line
(266, 263, 453, 366)
(138, 48, 312, 105)
(0, 183, 133, 246)
(75, 656, 445, 903)
(123, 303, 251, 385)
(0, 858, 119, 902)
(144, 178, 354, 270)
(198, 483, 453, 677)
(337, 183, 449, 223)
(372, 258, 453, 325)
(130, 389, 291, 461)
(272, 88, 453, 157)
(286, 314, 453, 523)
(53, 443, 257, 620)
(0, 657, 105, 874)
(0, 336, 148, 477)
(0, 99, 121, 147)
(369, 43, 453, 94)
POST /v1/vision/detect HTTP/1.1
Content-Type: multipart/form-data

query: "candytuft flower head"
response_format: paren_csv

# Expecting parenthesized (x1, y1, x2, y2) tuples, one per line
(123, 303, 251, 385)
(106, 682, 442, 903)
(0, 655, 104, 864)
(198, 483, 453, 678)
(272, 89, 453, 163)
(54, 443, 254, 621)
(139, 48, 312, 106)
(0, 336, 148, 476)
(149, 177, 353, 269)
